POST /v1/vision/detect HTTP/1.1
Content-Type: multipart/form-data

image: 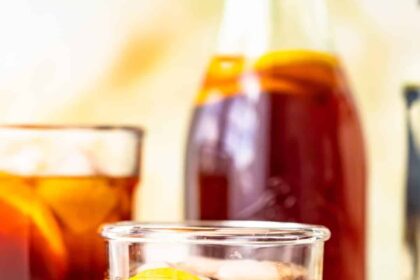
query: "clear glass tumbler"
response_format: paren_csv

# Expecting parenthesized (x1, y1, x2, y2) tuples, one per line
(0, 125, 143, 280)
(101, 221, 330, 280)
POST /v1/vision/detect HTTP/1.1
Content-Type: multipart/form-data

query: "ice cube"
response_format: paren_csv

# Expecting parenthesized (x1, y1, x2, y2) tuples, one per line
(43, 147, 96, 176)
(175, 256, 223, 278)
(0, 145, 43, 175)
(175, 258, 308, 280)
(89, 131, 139, 176)
(275, 262, 307, 279)
(216, 260, 279, 280)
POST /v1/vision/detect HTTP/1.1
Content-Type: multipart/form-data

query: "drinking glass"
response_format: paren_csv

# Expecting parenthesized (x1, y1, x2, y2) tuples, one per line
(0, 125, 143, 280)
(101, 221, 330, 280)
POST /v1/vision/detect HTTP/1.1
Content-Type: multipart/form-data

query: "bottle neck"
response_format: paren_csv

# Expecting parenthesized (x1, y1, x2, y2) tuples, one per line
(217, 0, 333, 57)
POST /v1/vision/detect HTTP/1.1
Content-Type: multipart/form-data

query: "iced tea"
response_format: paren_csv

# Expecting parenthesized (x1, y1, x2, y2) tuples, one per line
(185, 51, 366, 280)
(0, 126, 142, 280)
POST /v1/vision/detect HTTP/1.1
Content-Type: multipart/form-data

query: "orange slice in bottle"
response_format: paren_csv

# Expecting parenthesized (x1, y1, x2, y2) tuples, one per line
(254, 50, 338, 70)
(254, 50, 341, 93)
(130, 268, 200, 280)
(196, 50, 343, 105)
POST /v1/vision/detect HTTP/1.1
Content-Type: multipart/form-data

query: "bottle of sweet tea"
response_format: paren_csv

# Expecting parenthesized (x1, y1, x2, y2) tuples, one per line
(185, 1, 366, 279)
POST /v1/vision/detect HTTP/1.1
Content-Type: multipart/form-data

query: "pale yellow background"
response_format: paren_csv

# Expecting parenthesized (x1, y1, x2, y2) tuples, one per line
(0, 0, 419, 279)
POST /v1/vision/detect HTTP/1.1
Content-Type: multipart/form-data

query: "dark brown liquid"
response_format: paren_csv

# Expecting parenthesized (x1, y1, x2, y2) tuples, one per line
(0, 175, 138, 280)
(185, 51, 366, 280)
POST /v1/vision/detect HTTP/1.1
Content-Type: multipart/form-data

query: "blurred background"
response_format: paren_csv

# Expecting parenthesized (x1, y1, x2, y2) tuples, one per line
(0, 0, 419, 279)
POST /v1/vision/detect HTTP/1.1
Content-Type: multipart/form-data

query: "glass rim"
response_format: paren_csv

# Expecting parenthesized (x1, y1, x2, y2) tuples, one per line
(0, 124, 145, 136)
(101, 221, 331, 246)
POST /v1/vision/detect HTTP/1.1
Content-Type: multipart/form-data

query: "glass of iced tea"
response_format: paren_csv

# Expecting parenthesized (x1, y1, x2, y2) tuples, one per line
(0, 125, 143, 280)
(101, 221, 330, 280)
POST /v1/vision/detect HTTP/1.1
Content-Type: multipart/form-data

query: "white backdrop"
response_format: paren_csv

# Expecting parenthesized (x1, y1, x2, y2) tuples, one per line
(0, 0, 419, 279)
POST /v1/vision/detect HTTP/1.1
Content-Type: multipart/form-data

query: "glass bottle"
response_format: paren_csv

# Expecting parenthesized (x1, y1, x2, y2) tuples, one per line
(185, 1, 366, 279)
(404, 85, 420, 280)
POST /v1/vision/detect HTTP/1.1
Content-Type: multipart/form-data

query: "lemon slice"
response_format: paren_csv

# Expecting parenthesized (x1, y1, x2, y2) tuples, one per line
(130, 268, 200, 280)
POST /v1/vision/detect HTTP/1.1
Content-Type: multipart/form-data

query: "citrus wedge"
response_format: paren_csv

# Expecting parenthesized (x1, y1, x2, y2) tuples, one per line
(36, 176, 118, 233)
(130, 268, 200, 280)
(0, 175, 67, 279)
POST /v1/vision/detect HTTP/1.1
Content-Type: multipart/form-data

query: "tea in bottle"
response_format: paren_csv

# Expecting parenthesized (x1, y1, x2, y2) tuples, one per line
(185, 1, 366, 279)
